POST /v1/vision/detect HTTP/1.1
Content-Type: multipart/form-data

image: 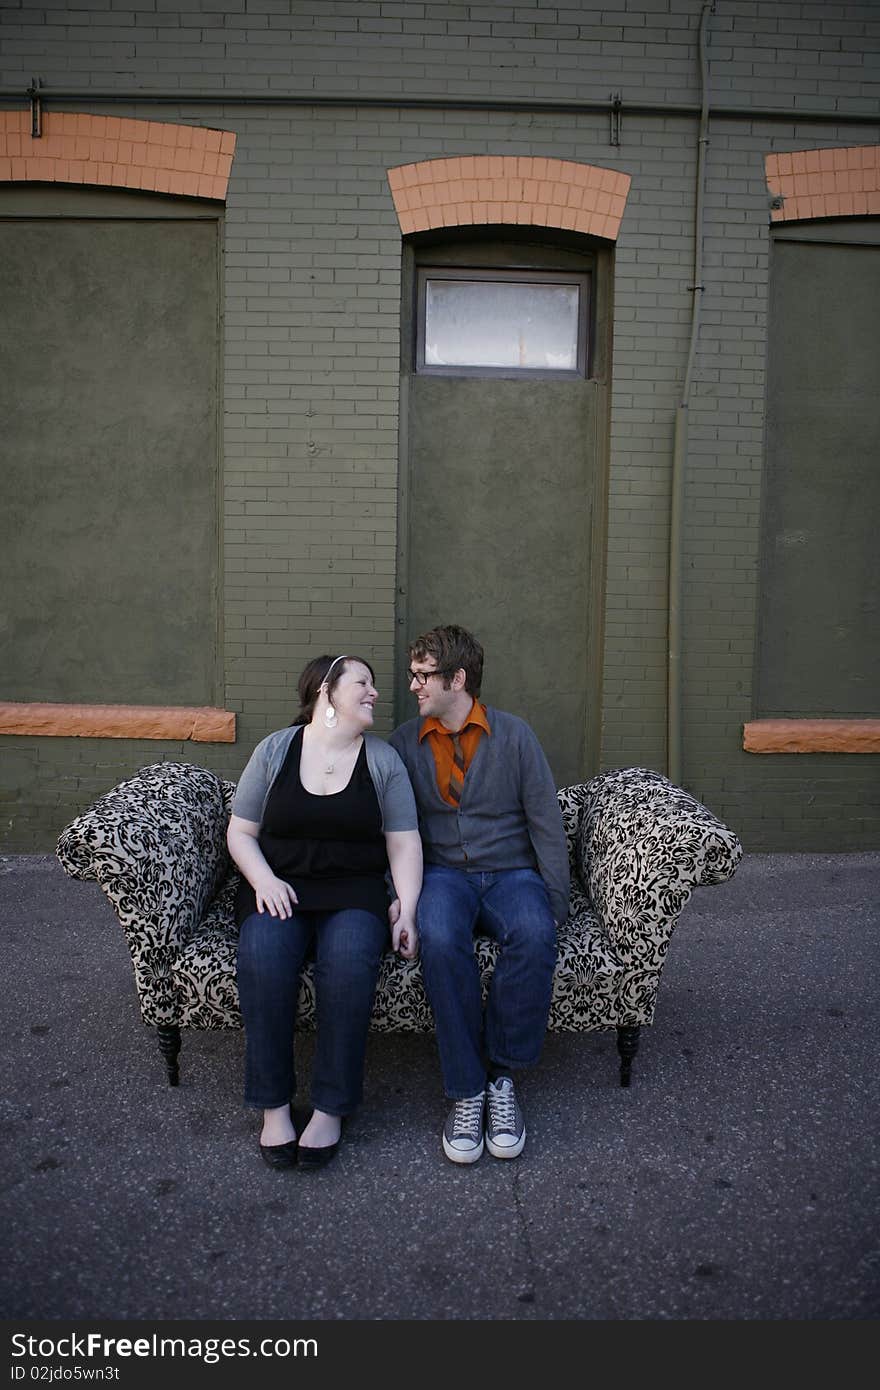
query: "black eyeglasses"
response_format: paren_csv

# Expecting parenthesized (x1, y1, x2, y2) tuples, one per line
(407, 667, 456, 687)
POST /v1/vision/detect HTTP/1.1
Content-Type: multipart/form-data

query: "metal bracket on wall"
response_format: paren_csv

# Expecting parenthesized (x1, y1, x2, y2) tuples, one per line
(610, 91, 622, 147)
(28, 76, 42, 137)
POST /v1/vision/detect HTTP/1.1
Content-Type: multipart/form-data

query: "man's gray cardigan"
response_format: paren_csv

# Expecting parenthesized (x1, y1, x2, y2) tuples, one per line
(389, 707, 570, 925)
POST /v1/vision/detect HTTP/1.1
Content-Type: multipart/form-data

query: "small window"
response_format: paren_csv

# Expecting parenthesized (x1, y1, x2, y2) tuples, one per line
(416, 267, 590, 377)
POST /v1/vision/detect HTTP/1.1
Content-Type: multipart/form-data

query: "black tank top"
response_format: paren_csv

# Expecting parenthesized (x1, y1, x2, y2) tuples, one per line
(234, 732, 391, 926)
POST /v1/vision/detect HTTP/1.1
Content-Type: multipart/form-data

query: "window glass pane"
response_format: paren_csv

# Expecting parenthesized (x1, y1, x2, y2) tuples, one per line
(424, 278, 580, 370)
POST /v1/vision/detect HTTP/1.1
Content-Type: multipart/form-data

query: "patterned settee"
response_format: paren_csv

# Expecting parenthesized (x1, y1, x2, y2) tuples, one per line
(56, 761, 742, 1088)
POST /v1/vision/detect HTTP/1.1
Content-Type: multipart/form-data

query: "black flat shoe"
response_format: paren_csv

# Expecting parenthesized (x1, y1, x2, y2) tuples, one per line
(259, 1137, 298, 1170)
(297, 1136, 340, 1170)
(296, 1110, 343, 1169)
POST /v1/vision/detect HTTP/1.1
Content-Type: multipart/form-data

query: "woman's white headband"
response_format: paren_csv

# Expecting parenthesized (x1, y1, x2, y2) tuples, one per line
(320, 655, 350, 691)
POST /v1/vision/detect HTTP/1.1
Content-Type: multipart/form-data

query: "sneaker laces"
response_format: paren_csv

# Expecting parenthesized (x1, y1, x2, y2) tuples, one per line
(488, 1080, 516, 1132)
(452, 1093, 484, 1140)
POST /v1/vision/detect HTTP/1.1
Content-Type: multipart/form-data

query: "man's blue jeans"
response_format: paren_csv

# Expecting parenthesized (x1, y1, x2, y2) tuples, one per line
(416, 865, 558, 1099)
(236, 907, 388, 1116)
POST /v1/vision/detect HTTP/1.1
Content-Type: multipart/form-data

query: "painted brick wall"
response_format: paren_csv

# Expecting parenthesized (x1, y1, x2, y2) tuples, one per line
(1, 1, 878, 850)
(5, 1, 877, 109)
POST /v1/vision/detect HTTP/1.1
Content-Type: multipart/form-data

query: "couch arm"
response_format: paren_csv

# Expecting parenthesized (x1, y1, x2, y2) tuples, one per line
(56, 760, 232, 952)
(557, 782, 593, 864)
(577, 767, 743, 968)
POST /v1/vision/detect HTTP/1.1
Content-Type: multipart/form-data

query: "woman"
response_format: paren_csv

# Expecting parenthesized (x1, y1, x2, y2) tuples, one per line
(227, 653, 422, 1171)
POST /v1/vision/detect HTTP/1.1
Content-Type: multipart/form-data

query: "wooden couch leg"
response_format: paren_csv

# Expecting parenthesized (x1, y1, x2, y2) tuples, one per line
(616, 1025, 640, 1087)
(157, 1024, 181, 1086)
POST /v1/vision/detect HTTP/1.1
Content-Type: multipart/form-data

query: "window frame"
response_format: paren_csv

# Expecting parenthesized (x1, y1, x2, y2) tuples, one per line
(414, 265, 591, 379)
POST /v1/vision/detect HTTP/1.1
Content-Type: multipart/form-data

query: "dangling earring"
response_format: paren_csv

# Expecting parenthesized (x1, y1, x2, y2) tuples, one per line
(320, 682, 338, 728)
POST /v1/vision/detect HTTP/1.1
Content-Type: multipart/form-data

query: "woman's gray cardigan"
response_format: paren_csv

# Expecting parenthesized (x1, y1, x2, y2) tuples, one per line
(231, 725, 418, 831)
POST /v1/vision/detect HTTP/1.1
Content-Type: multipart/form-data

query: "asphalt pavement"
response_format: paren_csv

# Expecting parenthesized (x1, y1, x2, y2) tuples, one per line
(1, 848, 878, 1326)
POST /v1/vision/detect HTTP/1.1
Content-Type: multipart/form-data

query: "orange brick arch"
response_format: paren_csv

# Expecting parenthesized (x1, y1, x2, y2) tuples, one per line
(765, 145, 880, 222)
(0, 109, 235, 200)
(387, 156, 631, 241)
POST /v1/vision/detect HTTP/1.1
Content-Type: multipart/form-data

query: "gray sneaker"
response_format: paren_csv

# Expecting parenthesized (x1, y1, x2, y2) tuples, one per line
(442, 1091, 486, 1164)
(486, 1076, 525, 1158)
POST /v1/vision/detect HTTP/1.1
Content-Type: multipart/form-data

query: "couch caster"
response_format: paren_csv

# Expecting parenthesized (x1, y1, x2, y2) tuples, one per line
(157, 1024, 181, 1086)
(616, 1025, 640, 1087)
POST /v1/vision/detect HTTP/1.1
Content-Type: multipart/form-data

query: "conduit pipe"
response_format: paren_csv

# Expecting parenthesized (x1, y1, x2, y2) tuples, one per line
(667, 1, 714, 785)
(1, 86, 878, 126)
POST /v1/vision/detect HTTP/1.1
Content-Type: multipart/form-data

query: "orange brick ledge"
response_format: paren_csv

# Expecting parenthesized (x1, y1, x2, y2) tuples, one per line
(0, 110, 235, 200)
(387, 156, 631, 241)
(744, 719, 880, 753)
(765, 145, 880, 222)
(0, 702, 235, 743)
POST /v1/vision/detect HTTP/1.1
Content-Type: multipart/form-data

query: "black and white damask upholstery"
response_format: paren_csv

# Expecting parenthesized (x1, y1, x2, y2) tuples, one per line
(56, 760, 742, 1084)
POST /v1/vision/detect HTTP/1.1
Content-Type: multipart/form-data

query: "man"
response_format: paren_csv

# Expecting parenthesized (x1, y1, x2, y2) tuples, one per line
(389, 624, 569, 1164)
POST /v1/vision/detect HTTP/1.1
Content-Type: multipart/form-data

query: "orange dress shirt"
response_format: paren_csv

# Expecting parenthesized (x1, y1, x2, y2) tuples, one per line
(418, 700, 492, 807)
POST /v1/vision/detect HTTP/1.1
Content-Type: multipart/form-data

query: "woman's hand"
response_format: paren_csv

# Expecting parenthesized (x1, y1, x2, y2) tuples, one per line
(253, 871, 298, 920)
(388, 895, 419, 958)
(392, 911, 419, 960)
(384, 831, 422, 961)
(227, 814, 298, 919)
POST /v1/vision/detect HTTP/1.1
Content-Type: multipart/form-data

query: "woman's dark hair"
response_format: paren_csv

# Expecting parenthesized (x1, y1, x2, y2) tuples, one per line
(292, 654, 376, 725)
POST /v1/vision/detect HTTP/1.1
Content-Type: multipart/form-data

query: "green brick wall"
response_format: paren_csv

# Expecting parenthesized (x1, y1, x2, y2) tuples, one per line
(1, 1, 878, 850)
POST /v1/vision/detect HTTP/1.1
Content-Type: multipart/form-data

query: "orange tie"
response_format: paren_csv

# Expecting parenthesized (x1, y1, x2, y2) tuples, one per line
(448, 733, 466, 805)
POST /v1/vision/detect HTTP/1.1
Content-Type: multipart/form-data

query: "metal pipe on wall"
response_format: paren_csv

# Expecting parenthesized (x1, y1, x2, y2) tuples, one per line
(1, 87, 878, 127)
(668, 1, 715, 786)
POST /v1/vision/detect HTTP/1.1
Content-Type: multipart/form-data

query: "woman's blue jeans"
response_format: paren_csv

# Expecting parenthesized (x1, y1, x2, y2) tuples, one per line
(416, 865, 558, 1099)
(236, 907, 388, 1116)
